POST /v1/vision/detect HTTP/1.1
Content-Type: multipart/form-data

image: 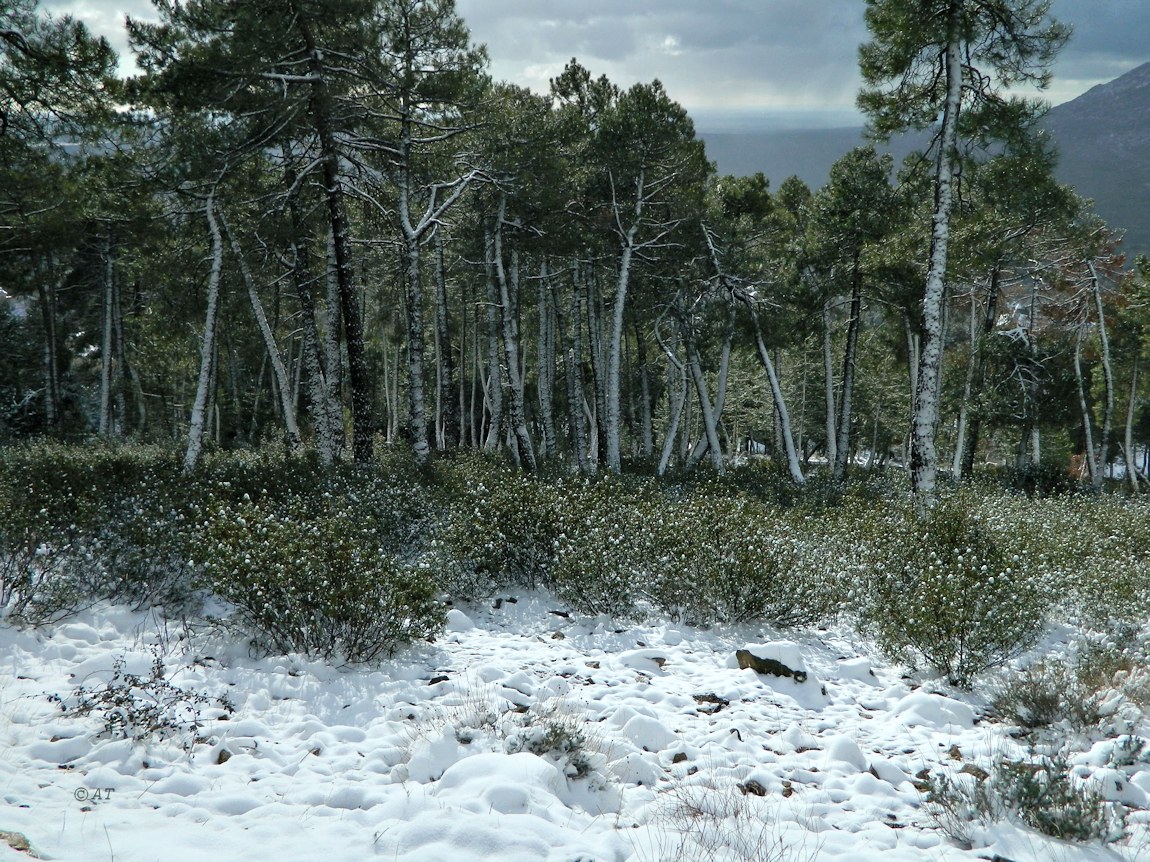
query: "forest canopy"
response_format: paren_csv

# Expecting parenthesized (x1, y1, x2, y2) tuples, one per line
(2, 0, 1148, 497)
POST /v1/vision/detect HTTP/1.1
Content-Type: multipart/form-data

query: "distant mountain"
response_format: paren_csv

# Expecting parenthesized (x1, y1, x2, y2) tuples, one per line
(1043, 61, 1150, 260)
(701, 61, 1150, 260)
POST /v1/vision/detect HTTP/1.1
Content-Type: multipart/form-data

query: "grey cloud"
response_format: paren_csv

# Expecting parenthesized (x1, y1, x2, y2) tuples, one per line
(36, 0, 1149, 114)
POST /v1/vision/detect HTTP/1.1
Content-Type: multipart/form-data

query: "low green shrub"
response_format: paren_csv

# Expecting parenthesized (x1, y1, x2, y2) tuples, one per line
(989, 659, 1102, 732)
(197, 495, 443, 662)
(640, 497, 838, 627)
(857, 494, 1049, 688)
(430, 471, 565, 600)
(927, 749, 1124, 844)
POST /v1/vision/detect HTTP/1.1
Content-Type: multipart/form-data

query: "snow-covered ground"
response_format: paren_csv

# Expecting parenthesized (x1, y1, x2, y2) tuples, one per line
(0, 596, 1145, 861)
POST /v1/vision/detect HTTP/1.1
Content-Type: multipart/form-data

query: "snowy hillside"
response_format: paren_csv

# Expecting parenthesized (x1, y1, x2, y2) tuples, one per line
(1, 595, 1145, 862)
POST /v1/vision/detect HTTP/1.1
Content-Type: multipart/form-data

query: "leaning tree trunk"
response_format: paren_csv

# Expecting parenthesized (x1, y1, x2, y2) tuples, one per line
(910, 17, 962, 507)
(184, 195, 225, 474)
(682, 321, 724, 473)
(751, 311, 805, 485)
(220, 212, 301, 451)
(655, 307, 688, 477)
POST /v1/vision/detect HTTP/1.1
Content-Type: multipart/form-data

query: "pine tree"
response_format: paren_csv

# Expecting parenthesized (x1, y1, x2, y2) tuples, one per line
(858, 0, 1068, 505)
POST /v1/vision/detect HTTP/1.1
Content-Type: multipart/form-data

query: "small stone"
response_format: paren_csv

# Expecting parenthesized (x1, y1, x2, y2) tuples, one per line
(739, 780, 768, 797)
(672, 752, 688, 764)
(216, 749, 232, 765)
(0, 831, 37, 857)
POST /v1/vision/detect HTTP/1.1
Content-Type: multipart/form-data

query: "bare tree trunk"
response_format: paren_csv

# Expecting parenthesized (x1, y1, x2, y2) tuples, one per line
(655, 309, 687, 477)
(605, 172, 643, 472)
(537, 262, 558, 459)
(322, 228, 344, 439)
(184, 194, 225, 474)
(1127, 361, 1143, 492)
(683, 320, 724, 473)
(114, 275, 146, 433)
(37, 259, 61, 430)
(1074, 327, 1099, 484)
(556, 264, 588, 472)
(491, 200, 536, 470)
(220, 211, 301, 450)
(1089, 261, 1115, 489)
(822, 297, 837, 466)
(433, 230, 459, 449)
(833, 257, 862, 481)
(634, 320, 654, 458)
(482, 226, 504, 451)
(298, 17, 373, 462)
(953, 287, 977, 476)
(584, 263, 608, 469)
(910, 15, 962, 507)
(752, 313, 805, 485)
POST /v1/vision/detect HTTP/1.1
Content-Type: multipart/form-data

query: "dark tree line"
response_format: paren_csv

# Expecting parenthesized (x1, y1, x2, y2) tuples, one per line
(2, 0, 1147, 496)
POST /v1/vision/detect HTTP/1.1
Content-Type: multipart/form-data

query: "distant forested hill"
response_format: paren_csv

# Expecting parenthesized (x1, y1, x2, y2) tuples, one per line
(702, 61, 1150, 260)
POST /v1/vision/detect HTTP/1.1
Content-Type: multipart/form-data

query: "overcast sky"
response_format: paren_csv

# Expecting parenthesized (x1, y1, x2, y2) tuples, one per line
(43, 0, 1149, 129)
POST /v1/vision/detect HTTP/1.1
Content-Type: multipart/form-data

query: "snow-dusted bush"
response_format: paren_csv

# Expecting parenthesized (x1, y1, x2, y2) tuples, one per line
(198, 495, 443, 662)
(926, 749, 1124, 844)
(49, 648, 234, 748)
(430, 469, 566, 599)
(550, 478, 652, 618)
(639, 497, 839, 627)
(857, 494, 1049, 688)
(988, 659, 1103, 732)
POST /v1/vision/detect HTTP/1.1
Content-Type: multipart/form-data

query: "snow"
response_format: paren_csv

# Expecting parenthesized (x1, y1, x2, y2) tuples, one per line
(0, 595, 1145, 862)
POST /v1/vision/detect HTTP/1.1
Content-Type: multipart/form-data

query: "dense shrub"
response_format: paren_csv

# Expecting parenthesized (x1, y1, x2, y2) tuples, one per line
(430, 470, 565, 599)
(197, 495, 443, 662)
(640, 497, 839, 627)
(857, 494, 1049, 687)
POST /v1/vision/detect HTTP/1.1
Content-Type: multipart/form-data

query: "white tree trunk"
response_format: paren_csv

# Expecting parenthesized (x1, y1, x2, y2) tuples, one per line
(910, 22, 962, 506)
(822, 297, 838, 466)
(1074, 328, 1099, 484)
(492, 200, 537, 470)
(184, 194, 225, 474)
(656, 318, 687, 477)
(1089, 261, 1115, 489)
(221, 212, 301, 451)
(753, 319, 806, 485)
(482, 227, 504, 451)
(833, 259, 862, 482)
(1127, 362, 1142, 492)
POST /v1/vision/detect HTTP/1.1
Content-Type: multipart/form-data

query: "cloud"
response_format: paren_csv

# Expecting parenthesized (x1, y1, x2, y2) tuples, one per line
(36, 0, 1150, 115)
